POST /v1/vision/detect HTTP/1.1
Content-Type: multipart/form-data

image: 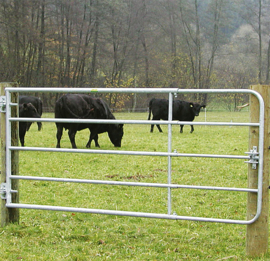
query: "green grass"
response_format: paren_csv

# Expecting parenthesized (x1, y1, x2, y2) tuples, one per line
(1, 111, 269, 260)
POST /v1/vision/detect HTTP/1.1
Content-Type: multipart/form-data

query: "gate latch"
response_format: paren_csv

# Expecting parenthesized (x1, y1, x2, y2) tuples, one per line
(245, 146, 259, 169)
(0, 183, 7, 199)
(0, 96, 6, 113)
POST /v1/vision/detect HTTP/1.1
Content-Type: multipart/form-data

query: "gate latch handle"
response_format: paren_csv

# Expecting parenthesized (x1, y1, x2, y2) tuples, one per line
(245, 146, 259, 170)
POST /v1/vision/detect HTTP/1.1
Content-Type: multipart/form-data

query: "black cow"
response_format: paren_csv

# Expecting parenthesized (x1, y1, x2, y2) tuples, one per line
(148, 98, 206, 133)
(19, 103, 41, 146)
(55, 94, 124, 149)
(19, 96, 43, 131)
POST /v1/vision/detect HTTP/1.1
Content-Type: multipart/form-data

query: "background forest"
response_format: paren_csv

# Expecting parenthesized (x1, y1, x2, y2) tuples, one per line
(0, 0, 270, 111)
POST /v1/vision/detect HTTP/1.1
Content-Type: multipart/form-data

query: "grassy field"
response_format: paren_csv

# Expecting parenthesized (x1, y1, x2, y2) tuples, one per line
(0, 111, 269, 260)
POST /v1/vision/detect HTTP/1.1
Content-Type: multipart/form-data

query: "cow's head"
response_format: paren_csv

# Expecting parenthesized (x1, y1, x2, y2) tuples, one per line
(19, 103, 41, 118)
(189, 103, 206, 116)
(108, 124, 124, 147)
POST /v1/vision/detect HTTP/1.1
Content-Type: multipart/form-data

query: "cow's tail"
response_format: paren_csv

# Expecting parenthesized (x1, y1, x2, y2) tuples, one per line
(57, 96, 81, 119)
(63, 103, 80, 119)
(148, 98, 154, 120)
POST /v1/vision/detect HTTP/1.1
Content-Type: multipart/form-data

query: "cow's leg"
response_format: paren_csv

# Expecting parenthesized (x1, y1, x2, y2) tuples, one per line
(56, 124, 63, 148)
(86, 129, 92, 148)
(68, 129, 77, 149)
(156, 124, 163, 132)
(90, 132, 100, 147)
(86, 128, 100, 148)
(86, 133, 100, 148)
(19, 124, 26, 147)
(190, 125, 194, 133)
(180, 125, 184, 133)
(151, 117, 162, 133)
(93, 134, 100, 147)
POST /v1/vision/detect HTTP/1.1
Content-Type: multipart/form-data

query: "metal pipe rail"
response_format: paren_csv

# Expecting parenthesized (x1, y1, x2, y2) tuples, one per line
(11, 117, 260, 127)
(10, 146, 250, 160)
(10, 175, 258, 193)
(4, 87, 266, 96)
(4, 87, 265, 225)
(5, 203, 253, 224)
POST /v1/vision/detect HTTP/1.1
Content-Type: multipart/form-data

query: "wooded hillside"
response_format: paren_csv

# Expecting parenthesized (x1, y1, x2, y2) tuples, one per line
(0, 0, 269, 110)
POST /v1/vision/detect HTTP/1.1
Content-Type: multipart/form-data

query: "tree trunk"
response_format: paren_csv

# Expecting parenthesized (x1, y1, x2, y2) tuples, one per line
(90, 15, 99, 87)
(36, 1, 45, 87)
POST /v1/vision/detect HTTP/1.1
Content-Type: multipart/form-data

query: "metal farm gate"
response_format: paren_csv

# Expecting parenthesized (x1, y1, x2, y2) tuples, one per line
(0, 87, 265, 225)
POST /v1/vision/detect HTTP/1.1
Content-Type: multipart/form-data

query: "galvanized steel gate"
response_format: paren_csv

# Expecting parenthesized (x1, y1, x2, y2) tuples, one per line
(1, 87, 265, 224)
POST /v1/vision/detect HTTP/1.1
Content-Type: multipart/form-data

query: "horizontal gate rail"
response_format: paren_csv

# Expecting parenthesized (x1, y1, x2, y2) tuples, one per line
(10, 175, 258, 192)
(3, 87, 265, 225)
(4, 87, 266, 95)
(5, 203, 256, 224)
(9, 117, 261, 127)
(10, 146, 250, 159)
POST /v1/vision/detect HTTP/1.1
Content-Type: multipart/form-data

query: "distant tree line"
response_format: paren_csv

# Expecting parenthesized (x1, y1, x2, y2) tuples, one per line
(0, 0, 269, 111)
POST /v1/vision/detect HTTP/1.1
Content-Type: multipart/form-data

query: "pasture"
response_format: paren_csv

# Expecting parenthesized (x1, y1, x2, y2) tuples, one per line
(0, 111, 269, 260)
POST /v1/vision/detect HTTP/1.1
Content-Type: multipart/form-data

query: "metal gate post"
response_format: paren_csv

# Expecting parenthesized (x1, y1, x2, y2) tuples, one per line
(167, 92, 173, 215)
(246, 85, 270, 256)
(0, 82, 19, 227)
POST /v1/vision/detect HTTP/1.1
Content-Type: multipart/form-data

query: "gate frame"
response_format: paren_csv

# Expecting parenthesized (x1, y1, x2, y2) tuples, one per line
(0, 84, 269, 257)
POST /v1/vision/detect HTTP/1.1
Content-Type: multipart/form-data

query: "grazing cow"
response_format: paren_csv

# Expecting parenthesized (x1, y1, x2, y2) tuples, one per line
(55, 94, 124, 149)
(19, 103, 41, 146)
(148, 98, 206, 133)
(19, 96, 43, 131)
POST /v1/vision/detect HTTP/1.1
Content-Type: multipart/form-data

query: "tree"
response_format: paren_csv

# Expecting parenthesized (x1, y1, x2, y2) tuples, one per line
(0, 0, 265, 110)
(179, 0, 228, 103)
(240, 0, 270, 84)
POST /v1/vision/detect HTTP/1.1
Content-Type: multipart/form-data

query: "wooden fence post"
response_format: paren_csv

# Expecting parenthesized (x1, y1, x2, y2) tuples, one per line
(246, 85, 270, 256)
(0, 82, 19, 227)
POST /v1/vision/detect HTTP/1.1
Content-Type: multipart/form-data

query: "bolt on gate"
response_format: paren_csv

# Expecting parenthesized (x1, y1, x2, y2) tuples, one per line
(0, 87, 265, 226)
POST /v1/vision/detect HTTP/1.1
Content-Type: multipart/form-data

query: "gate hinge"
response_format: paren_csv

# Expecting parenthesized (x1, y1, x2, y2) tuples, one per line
(0, 183, 7, 199)
(0, 183, 17, 199)
(0, 96, 6, 113)
(245, 146, 259, 169)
